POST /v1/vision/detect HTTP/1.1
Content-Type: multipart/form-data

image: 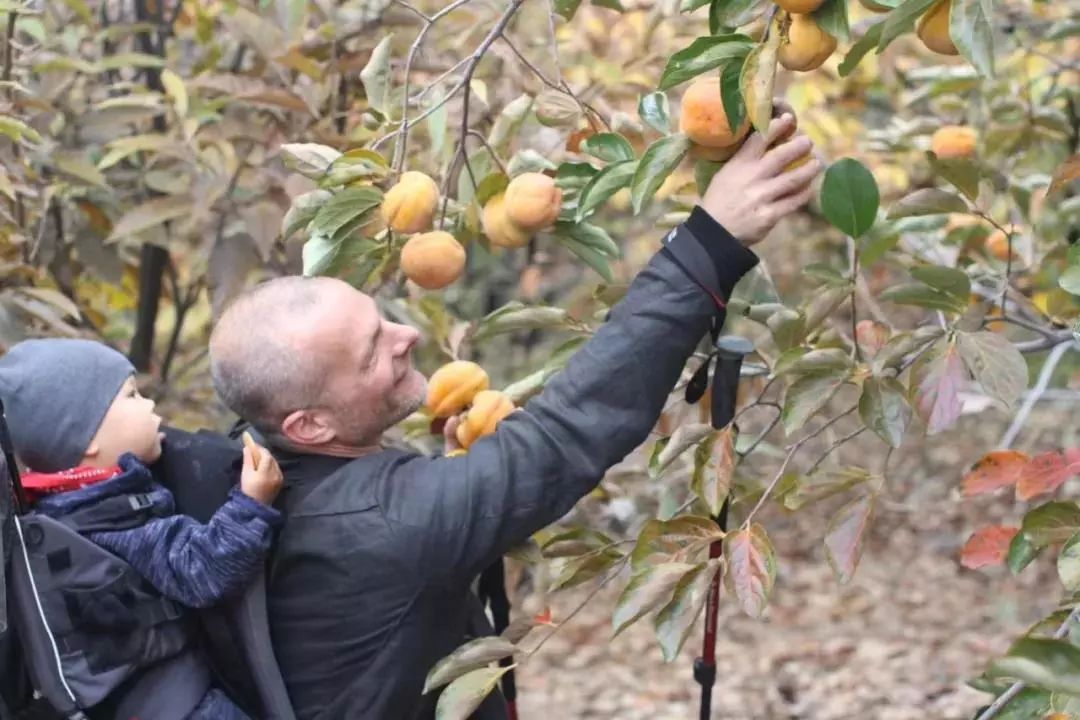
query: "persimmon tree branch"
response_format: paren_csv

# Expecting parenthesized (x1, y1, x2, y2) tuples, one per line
(975, 605, 1080, 720)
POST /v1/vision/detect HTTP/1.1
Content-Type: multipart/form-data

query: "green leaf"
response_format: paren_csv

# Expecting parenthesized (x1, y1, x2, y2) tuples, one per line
(1022, 502, 1080, 548)
(766, 307, 807, 351)
(556, 234, 614, 282)
(474, 173, 509, 208)
(1058, 533, 1080, 592)
(708, 0, 765, 30)
(507, 151, 557, 180)
(581, 132, 636, 163)
(359, 34, 394, 117)
(630, 516, 724, 570)
(488, 95, 533, 156)
(782, 467, 872, 510)
(280, 143, 342, 178)
(53, 151, 108, 188)
(631, 134, 691, 214)
(320, 155, 390, 188)
(859, 377, 911, 448)
(910, 265, 970, 302)
(473, 302, 579, 342)
(650, 424, 715, 479)
(811, 0, 850, 42)
(781, 370, 850, 434)
(282, 189, 333, 240)
(912, 339, 966, 435)
(654, 559, 720, 662)
(1007, 530, 1040, 575)
(309, 186, 383, 239)
(727, 524, 776, 618)
(435, 666, 514, 720)
(613, 562, 699, 636)
(879, 283, 965, 312)
(553, 0, 584, 20)
(423, 637, 517, 694)
(638, 92, 671, 134)
(540, 527, 615, 557)
(302, 233, 343, 276)
(555, 221, 619, 257)
(575, 161, 637, 222)
(988, 638, 1080, 695)
(839, 21, 885, 77)
(775, 348, 852, 376)
(555, 162, 600, 192)
(878, 0, 937, 52)
(887, 188, 969, 218)
(824, 494, 874, 584)
(691, 426, 736, 516)
(949, 0, 994, 77)
(820, 158, 880, 238)
(956, 331, 1028, 410)
(720, 54, 747, 133)
(1059, 265, 1080, 296)
(927, 152, 981, 202)
(549, 547, 623, 591)
(658, 35, 755, 90)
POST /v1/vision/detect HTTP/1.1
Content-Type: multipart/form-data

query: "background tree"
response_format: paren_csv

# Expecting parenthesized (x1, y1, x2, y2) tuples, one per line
(1, 0, 1078, 717)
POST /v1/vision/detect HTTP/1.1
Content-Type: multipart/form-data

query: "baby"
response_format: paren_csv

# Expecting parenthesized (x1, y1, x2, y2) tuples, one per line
(0, 338, 283, 719)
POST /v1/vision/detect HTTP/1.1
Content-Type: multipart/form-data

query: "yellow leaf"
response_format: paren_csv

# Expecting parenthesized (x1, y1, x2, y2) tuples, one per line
(161, 68, 188, 117)
(740, 15, 783, 136)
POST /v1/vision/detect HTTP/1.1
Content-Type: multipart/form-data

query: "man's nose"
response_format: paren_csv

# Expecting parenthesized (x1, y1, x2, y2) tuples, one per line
(392, 324, 421, 355)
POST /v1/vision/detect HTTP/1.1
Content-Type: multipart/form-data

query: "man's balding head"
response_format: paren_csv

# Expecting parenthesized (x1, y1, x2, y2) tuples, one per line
(210, 276, 425, 453)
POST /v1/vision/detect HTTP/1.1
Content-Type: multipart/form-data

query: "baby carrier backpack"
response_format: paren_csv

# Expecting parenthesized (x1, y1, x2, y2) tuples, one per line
(0, 401, 297, 720)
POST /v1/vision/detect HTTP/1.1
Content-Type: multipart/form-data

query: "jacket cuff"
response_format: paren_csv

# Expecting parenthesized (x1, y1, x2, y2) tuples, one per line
(661, 206, 759, 309)
(228, 485, 283, 527)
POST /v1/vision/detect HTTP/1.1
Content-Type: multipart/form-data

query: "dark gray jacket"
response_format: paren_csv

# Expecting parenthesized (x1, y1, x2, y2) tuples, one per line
(266, 208, 759, 720)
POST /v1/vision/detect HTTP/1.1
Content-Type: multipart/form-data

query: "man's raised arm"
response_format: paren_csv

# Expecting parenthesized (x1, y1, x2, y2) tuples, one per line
(378, 112, 820, 582)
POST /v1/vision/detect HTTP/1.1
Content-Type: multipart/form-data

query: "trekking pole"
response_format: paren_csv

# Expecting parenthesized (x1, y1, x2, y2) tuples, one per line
(0, 398, 27, 640)
(478, 559, 517, 720)
(691, 335, 753, 720)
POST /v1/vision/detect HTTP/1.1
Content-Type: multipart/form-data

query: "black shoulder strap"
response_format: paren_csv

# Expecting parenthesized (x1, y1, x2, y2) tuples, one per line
(56, 493, 165, 535)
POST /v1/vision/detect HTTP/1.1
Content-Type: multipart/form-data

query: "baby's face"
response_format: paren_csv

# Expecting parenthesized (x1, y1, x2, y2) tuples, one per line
(87, 376, 165, 467)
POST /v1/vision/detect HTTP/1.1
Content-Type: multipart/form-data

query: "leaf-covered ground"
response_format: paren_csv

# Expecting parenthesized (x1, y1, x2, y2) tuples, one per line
(513, 402, 1076, 719)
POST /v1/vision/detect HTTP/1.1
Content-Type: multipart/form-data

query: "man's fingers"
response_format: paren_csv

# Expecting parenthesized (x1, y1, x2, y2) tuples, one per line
(761, 154, 822, 200)
(761, 135, 814, 176)
(768, 182, 817, 220)
(738, 113, 796, 159)
(771, 99, 796, 125)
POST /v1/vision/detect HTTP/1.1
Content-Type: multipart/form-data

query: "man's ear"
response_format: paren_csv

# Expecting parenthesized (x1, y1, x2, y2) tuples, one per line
(281, 409, 336, 447)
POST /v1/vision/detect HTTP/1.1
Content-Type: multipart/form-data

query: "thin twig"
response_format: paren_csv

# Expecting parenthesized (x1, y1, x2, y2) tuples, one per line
(393, 0, 476, 174)
(998, 339, 1074, 449)
(981, 314, 1061, 338)
(526, 555, 629, 658)
(807, 427, 867, 475)
(743, 405, 859, 526)
(465, 128, 507, 174)
(975, 605, 1080, 720)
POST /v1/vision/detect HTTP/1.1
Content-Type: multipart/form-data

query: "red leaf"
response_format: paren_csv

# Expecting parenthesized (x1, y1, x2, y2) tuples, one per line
(533, 608, 554, 625)
(1017, 451, 1080, 501)
(824, 494, 874, 584)
(855, 320, 890, 358)
(914, 340, 967, 435)
(961, 450, 1031, 496)
(960, 526, 1019, 569)
(727, 524, 776, 619)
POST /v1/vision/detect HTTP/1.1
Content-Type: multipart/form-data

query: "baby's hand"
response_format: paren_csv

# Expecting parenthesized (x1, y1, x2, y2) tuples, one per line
(240, 432, 283, 506)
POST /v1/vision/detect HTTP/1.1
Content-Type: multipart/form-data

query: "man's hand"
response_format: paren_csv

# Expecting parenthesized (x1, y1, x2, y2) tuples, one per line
(443, 414, 464, 455)
(700, 105, 822, 247)
(241, 438, 284, 505)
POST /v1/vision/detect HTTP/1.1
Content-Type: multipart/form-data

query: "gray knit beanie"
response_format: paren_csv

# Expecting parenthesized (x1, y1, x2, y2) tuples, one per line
(0, 338, 135, 472)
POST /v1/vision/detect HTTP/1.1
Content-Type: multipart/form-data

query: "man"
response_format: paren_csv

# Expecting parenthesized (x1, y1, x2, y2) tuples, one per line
(208, 111, 820, 719)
